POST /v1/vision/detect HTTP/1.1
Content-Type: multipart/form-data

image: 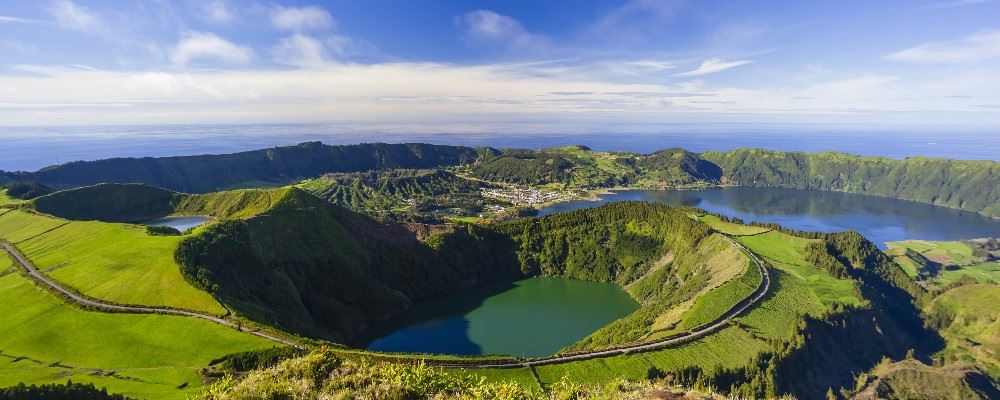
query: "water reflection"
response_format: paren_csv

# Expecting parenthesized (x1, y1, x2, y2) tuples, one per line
(540, 188, 1000, 248)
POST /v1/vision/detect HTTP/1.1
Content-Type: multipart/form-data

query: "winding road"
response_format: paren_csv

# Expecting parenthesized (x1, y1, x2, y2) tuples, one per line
(0, 241, 300, 348)
(2, 234, 768, 369)
(433, 236, 771, 368)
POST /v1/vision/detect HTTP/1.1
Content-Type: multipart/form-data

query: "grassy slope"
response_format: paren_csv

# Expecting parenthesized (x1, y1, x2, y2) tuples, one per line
(926, 284, 1000, 380)
(679, 254, 758, 329)
(887, 240, 1000, 287)
(177, 188, 293, 219)
(0, 190, 22, 206)
(0, 210, 224, 314)
(0, 269, 272, 399)
(702, 149, 1000, 219)
(516, 221, 863, 387)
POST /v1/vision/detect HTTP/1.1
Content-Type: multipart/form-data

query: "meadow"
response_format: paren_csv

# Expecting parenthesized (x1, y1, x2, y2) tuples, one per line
(887, 240, 1000, 288)
(0, 264, 272, 399)
(0, 210, 224, 314)
(926, 284, 1000, 381)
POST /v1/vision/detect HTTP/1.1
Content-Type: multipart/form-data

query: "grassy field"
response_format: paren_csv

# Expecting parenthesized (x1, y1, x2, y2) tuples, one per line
(0, 210, 224, 314)
(738, 231, 860, 308)
(888, 240, 976, 265)
(887, 240, 1000, 287)
(0, 266, 272, 399)
(532, 326, 770, 386)
(0, 190, 22, 207)
(926, 284, 1000, 381)
(176, 188, 294, 219)
(698, 215, 772, 236)
(679, 255, 758, 330)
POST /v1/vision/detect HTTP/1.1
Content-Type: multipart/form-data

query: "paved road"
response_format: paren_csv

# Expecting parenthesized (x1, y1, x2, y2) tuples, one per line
(1, 241, 300, 348)
(433, 236, 771, 369)
(2, 234, 768, 368)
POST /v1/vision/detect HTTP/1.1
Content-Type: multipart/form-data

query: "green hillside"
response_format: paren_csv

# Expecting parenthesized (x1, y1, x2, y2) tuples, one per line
(0, 260, 272, 399)
(175, 187, 524, 341)
(33, 183, 182, 222)
(0, 209, 224, 314)
(886, 239, 1000, 289)
(299, 169, 497, 221)
(6, 142, 998, 219)
(925, 284, 1000, 381)
(702, 149, 1000, 218)
(5, 142, 483, 193)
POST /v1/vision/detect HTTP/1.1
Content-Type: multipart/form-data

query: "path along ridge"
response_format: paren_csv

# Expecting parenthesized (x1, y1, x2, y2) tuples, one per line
(0, 241, 300, 348)
(2, 234, 768, 368)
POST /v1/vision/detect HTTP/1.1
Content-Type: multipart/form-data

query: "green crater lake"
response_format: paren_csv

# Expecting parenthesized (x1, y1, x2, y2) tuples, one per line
(360, 277, 639, 357)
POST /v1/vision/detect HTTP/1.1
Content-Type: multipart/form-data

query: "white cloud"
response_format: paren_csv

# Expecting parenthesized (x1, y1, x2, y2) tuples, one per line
(44, 0, 101, 32)
(919, 0, 991, 10)
(204, 1, 235, 24)
(886, 30, 1000, 63)
(271, 5, 333, 31)
(0, 15, 44, 24)
(456, 10, 549, 51)
(272, 34, 328, 66)
(1, 60, 997, 128)
(169, 32, 253, 65)
(674, 58, 752, 77)
(591, 0, 685, 40)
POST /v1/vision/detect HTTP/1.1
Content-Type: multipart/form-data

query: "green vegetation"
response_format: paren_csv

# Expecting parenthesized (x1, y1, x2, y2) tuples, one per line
(1, 181, 53, 200)
(198, 347, 721, 400)
(635, 148, 722, 187)
(851, 358, 1000, 399)
(175, 187, 523, 341)
(7, 143, 998, 222)
(924, 284, 1000, 381)
(32, 183, 296, 223)
(470, 148, 597, 187)
(33, 183, 181, 222)
(0, 381, 132, 400)
(702, 149, 1000, 218)
(886, 239, 999, 289)
(6, 142, 483, 193)
(0, 210, 224, 313)
(0, 269, 272, 399)
(680, 255, 758, 330)
(299, 169, 498, 222)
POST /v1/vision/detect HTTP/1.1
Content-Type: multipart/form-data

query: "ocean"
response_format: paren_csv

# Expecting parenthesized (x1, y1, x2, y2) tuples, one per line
(0, 124, 996, 172)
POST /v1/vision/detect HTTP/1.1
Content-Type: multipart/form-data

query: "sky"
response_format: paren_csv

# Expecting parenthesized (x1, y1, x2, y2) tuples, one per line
(1, 0, 999, 131)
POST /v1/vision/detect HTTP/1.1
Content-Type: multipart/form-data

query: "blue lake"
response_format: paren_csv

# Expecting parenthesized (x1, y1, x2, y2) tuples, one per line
(143, 216, 211, 232)
(539, 187, 1000, 248)
(360, 277, 638, 357)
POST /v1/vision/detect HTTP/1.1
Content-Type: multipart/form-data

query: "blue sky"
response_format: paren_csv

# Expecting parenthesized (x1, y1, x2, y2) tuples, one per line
(1, 0, 999, 131)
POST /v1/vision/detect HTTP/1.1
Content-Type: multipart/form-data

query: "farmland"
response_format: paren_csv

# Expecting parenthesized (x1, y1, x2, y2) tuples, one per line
(887, 239, 1000, 288)
(0, 264, 272, 399)
(0, 210, 224, 314)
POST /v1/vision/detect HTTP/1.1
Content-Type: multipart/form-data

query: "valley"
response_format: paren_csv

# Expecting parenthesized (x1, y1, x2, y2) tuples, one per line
(0, 142, 997, 399)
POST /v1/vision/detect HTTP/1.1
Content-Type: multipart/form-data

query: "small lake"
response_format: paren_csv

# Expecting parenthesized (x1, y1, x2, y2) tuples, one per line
(360, 277, 638, 357)
(142, 216, 210, 232)
(539, 187, 1000, 248)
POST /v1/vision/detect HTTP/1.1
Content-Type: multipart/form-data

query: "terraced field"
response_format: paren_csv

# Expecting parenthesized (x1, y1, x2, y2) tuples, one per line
(0, 210, 224, 314)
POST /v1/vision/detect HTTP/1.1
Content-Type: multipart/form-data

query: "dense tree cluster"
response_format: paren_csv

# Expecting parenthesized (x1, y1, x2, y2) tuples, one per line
(3, 142, 484, 193)
(1, 181, 53, 200)
(301, 169, 498, 221)
(32, 183, 180, 222)
(702, 149, 1000, 218)
(0, 381, 130, 400)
